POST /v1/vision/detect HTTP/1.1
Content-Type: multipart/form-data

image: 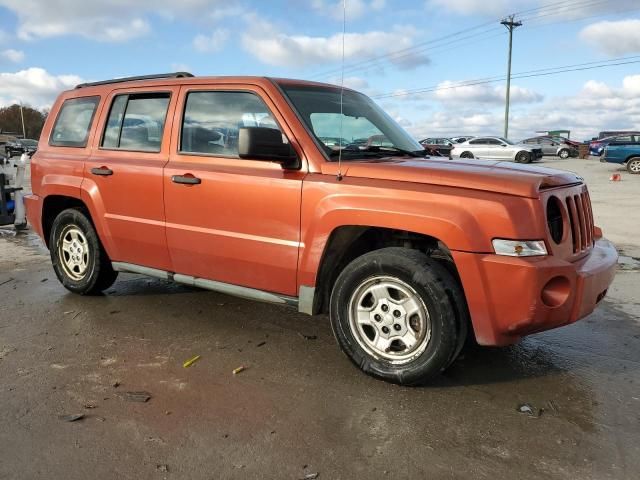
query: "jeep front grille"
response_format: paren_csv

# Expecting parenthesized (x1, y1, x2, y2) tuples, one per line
(566, 191, 594, 253)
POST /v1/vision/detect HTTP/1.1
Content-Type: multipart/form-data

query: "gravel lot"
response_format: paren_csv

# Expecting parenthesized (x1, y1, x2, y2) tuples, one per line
(0, 156, 638, 479)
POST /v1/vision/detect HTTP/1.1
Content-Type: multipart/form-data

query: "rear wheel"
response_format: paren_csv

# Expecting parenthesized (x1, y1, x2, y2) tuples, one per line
(329, 248, 468, 385)
(627, 157, 640, 174)
(515, 151, 531, 163)
(460, 151, 474, 159)
(50, 208, 118, 295)
(558, 149, 570, 159)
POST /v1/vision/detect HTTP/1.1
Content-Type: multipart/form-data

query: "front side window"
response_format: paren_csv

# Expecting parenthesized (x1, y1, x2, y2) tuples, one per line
(180, 91, 281, 157)
(101, 93, 170, 152)
(279, 83, 423, 161)
(50, 96, 100, 147)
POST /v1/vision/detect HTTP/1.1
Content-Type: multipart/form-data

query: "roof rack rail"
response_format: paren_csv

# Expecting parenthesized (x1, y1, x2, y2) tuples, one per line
(75, 72, 194, 89)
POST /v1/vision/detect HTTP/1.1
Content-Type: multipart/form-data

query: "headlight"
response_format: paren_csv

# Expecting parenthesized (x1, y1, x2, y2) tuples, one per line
(492, 239, 547, 257)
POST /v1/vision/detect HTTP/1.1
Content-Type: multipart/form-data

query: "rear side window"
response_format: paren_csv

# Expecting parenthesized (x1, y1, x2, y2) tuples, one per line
(101, 93, 170, 152)
(469, 138, 487, 145)
(180, 91, 280, 157)
(50, 96, 100, 147)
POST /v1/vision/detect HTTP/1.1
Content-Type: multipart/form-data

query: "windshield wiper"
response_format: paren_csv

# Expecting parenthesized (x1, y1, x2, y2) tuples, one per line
(328, 145, 424, 158)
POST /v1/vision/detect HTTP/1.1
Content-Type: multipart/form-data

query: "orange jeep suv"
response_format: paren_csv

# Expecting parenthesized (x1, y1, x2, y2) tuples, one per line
(25, 72, 617, 385)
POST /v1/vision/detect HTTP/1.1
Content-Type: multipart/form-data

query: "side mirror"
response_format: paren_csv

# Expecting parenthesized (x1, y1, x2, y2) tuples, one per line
(238, 127, 299, 169)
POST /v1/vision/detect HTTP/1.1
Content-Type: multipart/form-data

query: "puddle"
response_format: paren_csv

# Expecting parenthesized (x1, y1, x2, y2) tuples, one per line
(618, 254, 640, 271)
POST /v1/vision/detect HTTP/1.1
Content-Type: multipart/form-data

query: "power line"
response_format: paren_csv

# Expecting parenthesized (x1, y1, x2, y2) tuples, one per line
(309, 0, 612, 80)
(373, 56, 640, 99)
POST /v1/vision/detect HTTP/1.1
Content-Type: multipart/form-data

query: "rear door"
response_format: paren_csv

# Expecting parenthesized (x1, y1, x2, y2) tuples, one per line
(83, 86, 179, 271)
(163, 85, 305, 296)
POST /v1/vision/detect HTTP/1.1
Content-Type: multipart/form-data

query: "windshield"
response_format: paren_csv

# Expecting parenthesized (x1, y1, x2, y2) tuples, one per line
(279, 84, 423, 160)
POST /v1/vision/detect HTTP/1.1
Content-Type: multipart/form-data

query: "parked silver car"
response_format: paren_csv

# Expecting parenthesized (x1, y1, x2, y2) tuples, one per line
(520, 136, 578, 158)
(451, 136, 542, 163)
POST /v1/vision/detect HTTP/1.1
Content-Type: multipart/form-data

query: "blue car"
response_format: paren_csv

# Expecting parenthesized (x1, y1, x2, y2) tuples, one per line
(601, 143, 640, 174)
(589, 133, 640, 156)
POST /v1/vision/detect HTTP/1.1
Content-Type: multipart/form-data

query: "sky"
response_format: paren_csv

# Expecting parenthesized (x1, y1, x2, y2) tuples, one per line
(1, 0, 639, 141)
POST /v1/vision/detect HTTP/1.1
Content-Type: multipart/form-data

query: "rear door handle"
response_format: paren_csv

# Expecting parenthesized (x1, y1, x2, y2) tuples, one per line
(171, 174, 201, 185)
(91, 167, 113, 176)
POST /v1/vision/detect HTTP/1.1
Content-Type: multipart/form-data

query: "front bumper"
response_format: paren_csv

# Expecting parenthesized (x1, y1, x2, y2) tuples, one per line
(453, 237, 618, 346)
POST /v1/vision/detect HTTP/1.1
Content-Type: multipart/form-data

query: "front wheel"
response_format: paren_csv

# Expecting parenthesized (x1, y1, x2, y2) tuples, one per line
(627, 157, 640, 174)
(515, 151, 531, 163)
(558, 149, 570, 159)
(50, 208, 118, 295)
(329, 248, 468, 385)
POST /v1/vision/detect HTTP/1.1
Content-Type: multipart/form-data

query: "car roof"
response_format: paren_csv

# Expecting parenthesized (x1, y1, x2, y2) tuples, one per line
(68, 74, 347, 97)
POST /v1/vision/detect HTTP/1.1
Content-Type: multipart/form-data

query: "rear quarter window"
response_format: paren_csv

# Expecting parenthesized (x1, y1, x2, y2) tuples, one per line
(50, 96, 100, 147)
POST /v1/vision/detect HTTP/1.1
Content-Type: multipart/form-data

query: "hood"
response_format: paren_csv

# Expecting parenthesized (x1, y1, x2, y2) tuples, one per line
(321, 157, 582, 198)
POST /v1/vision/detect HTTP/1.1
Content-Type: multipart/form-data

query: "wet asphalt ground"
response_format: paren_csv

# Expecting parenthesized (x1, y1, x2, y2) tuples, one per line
(1, 157, 639, 479)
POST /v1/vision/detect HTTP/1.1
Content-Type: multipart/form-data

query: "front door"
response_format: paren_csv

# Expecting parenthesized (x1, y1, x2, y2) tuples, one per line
(83, 87, 179, 271)
(163, 86, 305, 296)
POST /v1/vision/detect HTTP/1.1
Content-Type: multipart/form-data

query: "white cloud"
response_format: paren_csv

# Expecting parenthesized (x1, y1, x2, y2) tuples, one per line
(580, 19, 640, 55)
(0, 0, 232, 42)
(241, 17, 428, 68)
(1, 49, 24, 63)
(311, 0, 386, 20)
(193, 29, 229, 53)
(0, 68, 83, 109)
(434, 81, 543, 104)
(401, 75, 640, 141)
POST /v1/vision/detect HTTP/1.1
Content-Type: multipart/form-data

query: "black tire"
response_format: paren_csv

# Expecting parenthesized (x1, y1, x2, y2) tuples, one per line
(515, 151, 531, 163)
(558, 149, 570, 159)
(460, 151, 474, 159)
(50, 208, 118, 295)
(627, 157, 640, 174)
(329, 247, 469, 385)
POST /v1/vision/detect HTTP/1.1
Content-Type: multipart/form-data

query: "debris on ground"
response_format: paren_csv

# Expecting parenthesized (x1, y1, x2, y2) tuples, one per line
(298, 333, 317, 340)
(59, 413, 85, 422)
(233, 366, 246, 375)
(83, 403, 97, 409)
(156, 464, 169, 472)
(256, 341, 266, 347)
(183, 355, 201, 368)
(517, 403, 543, 417)
(0, 278, 14, 287)
(40, 278, 48, 282)
(71, 311, 82, 320)
(112, 381, 121, 388)
(546, 400, 559, 413)
(123, 391, 152, 402)
(301, 473, 319, 479)
(609, 173, 622, 181)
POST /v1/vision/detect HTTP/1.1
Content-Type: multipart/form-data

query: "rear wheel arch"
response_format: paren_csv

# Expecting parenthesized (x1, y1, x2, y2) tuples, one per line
(42, 195, 91, 248)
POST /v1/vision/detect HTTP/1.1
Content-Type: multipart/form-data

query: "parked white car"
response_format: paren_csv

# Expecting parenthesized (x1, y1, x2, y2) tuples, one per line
(451, 136, 543, 164)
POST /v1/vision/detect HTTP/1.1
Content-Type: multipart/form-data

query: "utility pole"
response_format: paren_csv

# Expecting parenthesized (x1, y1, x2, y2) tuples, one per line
(501, 15, 522, 139)
(19, 102, 26, 138)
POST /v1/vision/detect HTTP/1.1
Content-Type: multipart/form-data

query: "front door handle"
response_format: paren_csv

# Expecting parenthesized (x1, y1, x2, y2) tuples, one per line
(171, 174, 201, 185)
(91, 167, 113, 176)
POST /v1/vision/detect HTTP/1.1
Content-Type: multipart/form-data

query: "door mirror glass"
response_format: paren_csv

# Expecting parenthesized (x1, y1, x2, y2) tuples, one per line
(238, 127, 299, 168)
